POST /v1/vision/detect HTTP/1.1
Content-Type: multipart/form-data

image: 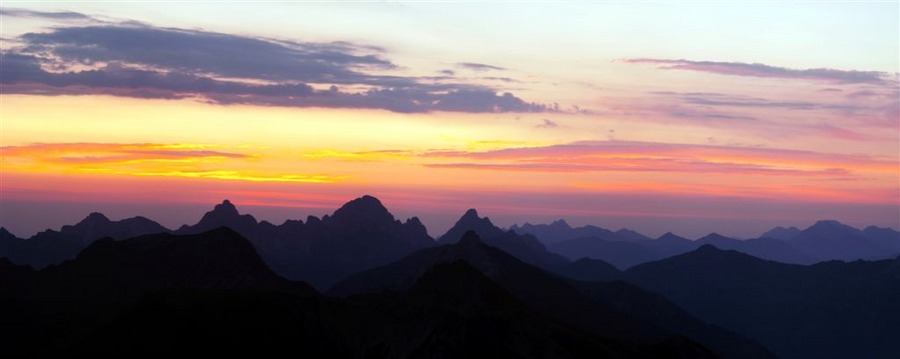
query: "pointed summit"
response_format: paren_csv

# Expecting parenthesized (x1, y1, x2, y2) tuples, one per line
(212, 199, 239, 217)
(550, 219, 570, 228)
(438, 208, 504, 244)
(180, 199, 258, 236)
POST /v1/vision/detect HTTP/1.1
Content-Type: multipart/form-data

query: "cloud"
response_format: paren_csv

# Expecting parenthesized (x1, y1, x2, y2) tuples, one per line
(625, 58, 897, 86)
(456, 62, 507, 72)
(0, 24, 546, 113)
(680, 93, 855, 111)
(422, 140, 896, 178)
(0, 142, 343, 183)
(535, 119, 558, 128)
(0, 8, 94, 21)
(1, 143, 249, 163)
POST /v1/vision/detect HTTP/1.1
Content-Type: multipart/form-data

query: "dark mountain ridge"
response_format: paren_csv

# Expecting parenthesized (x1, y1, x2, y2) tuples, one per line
(3, 227, 722, 358)
(623, 244, 900, 359)
(331, 231, 773, 359)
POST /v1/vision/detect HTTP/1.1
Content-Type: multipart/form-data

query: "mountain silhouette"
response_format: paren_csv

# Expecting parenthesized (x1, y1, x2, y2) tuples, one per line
(549, 237, 667, 269)
(178, 199, 258, 235)
(1, 228, 316, 355)
(174, 196, 434, 290)
(759, 226, 801, 240)
(0, 213, 170, 269)
(437, 208, 505, 244)
(624, 244, 900, 359)
(436, 209, 571, 273)
(696, 233, 816, 265)
(511, 220, 653, 244)
(864, 225, 900, 252)
(331, 231, 772, 359)
(4, 228, 720, 358)
(786, 220, 897, 261)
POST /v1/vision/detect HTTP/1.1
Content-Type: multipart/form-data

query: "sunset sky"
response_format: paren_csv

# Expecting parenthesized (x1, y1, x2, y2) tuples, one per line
(1, 2, 898, 239)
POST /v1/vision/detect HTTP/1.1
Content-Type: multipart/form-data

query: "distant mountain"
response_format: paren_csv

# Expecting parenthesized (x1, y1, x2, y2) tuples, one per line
(624, 244, 900, 359)
(175, 196, 435, 290)
(548, 232, 698, 270)
(696, 233, 817, 265)
(437, 209, 572, 273)
(511, 220, 651, 244)
(759, 226, 801, 240)
(787, 220, 897, 261)
(549, 237, 666, 269)
(0, 213, 170, 269)
(331, 231, 773, 359)
(549, 222, 898, 269)
(864, 225, 900, 252)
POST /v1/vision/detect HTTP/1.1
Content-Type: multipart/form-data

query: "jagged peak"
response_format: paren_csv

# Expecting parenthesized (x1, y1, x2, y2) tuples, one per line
(550, 219, 571, 228)
(405, 216, 424, 226)
(211, 199, 240, 216)
(462, 208, 479, 219)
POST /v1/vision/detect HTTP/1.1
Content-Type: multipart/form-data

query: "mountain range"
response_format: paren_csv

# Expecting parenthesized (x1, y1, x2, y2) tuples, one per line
(1, 226, 727, 357)
(513, 218, 899, 269)
(3, 195, 899, 358)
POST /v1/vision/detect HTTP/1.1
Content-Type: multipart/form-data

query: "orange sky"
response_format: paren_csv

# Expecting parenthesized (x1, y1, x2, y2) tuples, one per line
(1, 4, 898, 238)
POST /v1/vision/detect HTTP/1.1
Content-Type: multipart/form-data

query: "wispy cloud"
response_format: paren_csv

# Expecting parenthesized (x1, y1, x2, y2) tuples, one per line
(535, 119, 559, 128)
(421, 140, 897, 177)
(0, 8, 95, 21)
(456, 62, 507, 72)
(0, 143, 344, 183)
(0, 23, 546, 113)
(625, 58, 897, 86)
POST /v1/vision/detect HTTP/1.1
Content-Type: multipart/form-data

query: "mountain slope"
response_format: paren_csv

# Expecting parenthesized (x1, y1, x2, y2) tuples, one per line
(3, 228, 714, 358)
(331, 231, 773, 359)
(549, 237, 666, 269)
(696, 233, 816, 265)
(624, 245, 900, 359)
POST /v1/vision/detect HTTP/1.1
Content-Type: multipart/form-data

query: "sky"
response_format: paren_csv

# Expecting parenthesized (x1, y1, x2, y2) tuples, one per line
(1, 2, 898, 239)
